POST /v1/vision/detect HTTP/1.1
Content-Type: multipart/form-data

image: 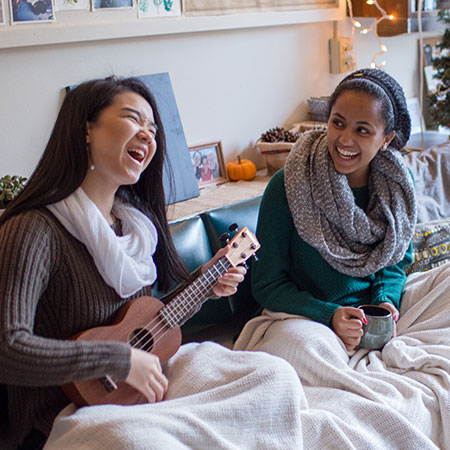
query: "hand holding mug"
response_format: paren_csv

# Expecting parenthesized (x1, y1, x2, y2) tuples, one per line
(358, 304, 395, 350)
(331, 306, 366, 351)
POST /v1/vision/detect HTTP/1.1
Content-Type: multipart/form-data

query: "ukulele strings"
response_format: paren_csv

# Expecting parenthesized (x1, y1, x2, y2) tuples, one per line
(126, 257, 231, 354)
(128, 232, 248, 351)
(102, 262, 229, 391)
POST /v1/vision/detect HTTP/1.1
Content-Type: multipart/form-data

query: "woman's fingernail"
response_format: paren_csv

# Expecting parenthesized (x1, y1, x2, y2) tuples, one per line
(394, 313, 399, 321)
(363, 316, 368, 325)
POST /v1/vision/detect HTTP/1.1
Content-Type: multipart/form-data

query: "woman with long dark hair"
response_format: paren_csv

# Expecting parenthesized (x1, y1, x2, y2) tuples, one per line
(0, 76, 301, 450)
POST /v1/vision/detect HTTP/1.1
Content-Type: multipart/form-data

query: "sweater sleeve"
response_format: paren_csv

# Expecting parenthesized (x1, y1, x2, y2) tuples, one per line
(252, 171, 340, 326)
(370, 241, 413, 310)
(0, 212, 131, 387)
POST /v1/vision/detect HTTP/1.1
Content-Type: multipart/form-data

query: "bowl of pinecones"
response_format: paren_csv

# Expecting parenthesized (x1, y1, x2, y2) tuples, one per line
(256, 126, 301, 175)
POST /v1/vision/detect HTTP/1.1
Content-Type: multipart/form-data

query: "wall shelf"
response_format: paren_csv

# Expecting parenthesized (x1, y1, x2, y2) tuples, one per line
(0, 3, 345, 50)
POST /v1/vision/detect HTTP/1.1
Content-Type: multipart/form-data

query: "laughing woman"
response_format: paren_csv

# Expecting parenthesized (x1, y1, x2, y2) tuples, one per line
(235, 69, 417, 371)
(0, 76, 302, 450)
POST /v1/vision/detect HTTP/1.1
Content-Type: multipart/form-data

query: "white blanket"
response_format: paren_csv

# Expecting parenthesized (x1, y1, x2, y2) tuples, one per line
(44, 342, 305, 450)
(234, 263, 450, 449)
(44, 264, 450, 450)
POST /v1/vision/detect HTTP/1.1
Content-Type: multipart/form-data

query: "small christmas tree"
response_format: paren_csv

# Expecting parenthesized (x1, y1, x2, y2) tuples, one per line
(428, 10, 450, 129)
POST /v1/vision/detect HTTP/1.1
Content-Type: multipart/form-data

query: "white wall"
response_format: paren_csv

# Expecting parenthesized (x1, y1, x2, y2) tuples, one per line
(0, 19, 426, 177)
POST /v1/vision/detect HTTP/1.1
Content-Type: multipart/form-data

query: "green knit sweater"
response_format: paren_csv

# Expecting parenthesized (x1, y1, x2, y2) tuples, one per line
(252, 169, 413, 326)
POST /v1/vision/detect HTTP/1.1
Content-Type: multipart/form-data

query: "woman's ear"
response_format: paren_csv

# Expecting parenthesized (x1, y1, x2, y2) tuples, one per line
(385, 131, 395, 147)
(86, 122, 92, 144)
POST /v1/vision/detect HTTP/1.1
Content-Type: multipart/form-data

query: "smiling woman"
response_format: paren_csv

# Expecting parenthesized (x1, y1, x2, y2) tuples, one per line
(0, 76, 305, 450)
(235, 68, 417, 357)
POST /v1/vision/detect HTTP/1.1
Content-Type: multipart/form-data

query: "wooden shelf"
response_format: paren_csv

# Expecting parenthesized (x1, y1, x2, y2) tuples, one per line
(0, 5, 345, 50)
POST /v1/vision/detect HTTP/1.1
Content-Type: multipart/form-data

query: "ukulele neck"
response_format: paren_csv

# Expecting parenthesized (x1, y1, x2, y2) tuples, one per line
(158, 256, 232, 328)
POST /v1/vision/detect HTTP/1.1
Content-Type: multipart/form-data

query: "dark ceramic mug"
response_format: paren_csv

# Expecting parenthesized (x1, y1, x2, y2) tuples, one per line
(358, 305, 394, 350)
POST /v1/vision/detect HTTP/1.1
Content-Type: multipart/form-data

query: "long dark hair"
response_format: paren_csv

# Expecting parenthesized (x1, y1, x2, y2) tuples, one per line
(0, 76, 189, 291)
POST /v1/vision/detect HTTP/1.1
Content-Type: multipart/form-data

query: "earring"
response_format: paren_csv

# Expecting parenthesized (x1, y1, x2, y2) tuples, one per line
(89, 164, 95, 171)
(381, 143, 388, 151)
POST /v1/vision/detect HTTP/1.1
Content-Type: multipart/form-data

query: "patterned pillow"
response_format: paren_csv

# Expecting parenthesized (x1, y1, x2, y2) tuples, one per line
(405, 219, 450, 275)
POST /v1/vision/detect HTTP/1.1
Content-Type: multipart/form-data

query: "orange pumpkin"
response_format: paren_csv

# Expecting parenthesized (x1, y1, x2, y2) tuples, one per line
(227, 156, 257, 181)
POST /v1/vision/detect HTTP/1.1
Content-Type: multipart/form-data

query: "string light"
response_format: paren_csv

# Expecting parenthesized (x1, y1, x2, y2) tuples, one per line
(345, 0, 395, 70)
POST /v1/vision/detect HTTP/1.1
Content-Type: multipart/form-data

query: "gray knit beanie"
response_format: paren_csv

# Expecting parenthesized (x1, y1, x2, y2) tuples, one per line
(330, 68, 411, 150)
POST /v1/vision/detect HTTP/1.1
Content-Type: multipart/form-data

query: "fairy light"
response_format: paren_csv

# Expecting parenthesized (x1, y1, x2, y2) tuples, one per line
(346, 0, 395, 70)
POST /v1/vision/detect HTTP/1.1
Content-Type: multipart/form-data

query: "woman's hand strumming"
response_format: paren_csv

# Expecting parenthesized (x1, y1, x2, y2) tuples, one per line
(126, 348, 168, 403)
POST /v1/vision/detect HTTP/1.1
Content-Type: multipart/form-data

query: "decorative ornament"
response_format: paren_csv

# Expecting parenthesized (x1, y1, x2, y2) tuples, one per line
(261, 127, 300, 143)
(346, 0, 395, 69)
(227, 156, 257, 181)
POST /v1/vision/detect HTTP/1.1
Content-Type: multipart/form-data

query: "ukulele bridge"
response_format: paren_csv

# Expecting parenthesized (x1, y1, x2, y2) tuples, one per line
(100, 375, 118, 393)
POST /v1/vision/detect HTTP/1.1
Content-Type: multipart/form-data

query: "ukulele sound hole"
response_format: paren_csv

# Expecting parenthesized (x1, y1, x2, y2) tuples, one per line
(129, 328, 153, 352)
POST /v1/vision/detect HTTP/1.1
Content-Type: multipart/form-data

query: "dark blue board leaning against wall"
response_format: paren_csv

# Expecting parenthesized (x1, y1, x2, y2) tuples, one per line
(67, 72, 200, 205)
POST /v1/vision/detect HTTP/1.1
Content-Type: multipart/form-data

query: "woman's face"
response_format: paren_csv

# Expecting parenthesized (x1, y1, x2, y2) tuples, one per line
(207, 151, 217, 169)
(84, 91, 157, 191)
(327, 90, 394, 188)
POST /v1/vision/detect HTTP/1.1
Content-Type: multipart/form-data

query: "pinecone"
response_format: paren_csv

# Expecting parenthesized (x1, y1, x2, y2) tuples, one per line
(283, 130, 301, 142)
(260, 127, 286, 142)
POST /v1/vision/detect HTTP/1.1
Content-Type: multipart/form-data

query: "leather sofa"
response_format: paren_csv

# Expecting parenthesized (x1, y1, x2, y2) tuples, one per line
(158, 195, 262, 346)
(0, 194, 263, 449)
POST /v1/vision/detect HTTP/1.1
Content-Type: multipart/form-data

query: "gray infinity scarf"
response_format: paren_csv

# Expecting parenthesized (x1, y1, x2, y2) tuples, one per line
(284, 130, 417, 277)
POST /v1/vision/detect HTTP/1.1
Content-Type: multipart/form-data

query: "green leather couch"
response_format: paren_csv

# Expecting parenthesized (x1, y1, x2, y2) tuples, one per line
(0, 194, 262, 450)
(158, 195, 262, 345)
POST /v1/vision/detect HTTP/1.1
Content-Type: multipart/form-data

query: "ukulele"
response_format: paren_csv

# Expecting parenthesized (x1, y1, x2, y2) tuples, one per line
(62, 226, 260, 407)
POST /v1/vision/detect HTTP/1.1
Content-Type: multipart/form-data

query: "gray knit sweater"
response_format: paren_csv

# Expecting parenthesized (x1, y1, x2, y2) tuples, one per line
(0, 208, 153, 442)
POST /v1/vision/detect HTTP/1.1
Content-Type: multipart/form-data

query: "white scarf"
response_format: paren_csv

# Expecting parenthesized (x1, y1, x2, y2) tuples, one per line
(47, 187, 158, 298)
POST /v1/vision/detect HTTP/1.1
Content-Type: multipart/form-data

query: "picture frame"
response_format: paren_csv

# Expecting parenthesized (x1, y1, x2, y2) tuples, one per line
(189, 141, 228, 188)
(138, 0, 181, 18)
(421, 37, 442, 94)
(0, 0, 4, 25)
(182, 0, 337, 16)
(9, 0, 55, 23)
(55, 0, 90, 11)
(91, 0, 133, 11)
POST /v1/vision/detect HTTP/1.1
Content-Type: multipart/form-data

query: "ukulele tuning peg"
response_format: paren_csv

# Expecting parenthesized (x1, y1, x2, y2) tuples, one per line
(243, 261, 249, 270)
(228, 223, 239, 232)
(220, 232, 230, 243)
(253, 254, 259, 262)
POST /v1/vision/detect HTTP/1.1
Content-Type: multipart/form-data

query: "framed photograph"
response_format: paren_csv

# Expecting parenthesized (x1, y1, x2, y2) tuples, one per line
(138, 0, 181, 18)
(10, 0, 55, 23)
(421, 37, 442, 94)
(182, 0, 337, 16)
(55, 0, 90, 11)
(92, 0, 132, 11)
(0, 0, 5, 24)
(189, 141, 227, 188)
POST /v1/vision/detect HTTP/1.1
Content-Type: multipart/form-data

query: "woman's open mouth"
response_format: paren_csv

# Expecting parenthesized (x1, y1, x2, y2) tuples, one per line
(336, 146, 359, 160)
(127, 148, 146, 164)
